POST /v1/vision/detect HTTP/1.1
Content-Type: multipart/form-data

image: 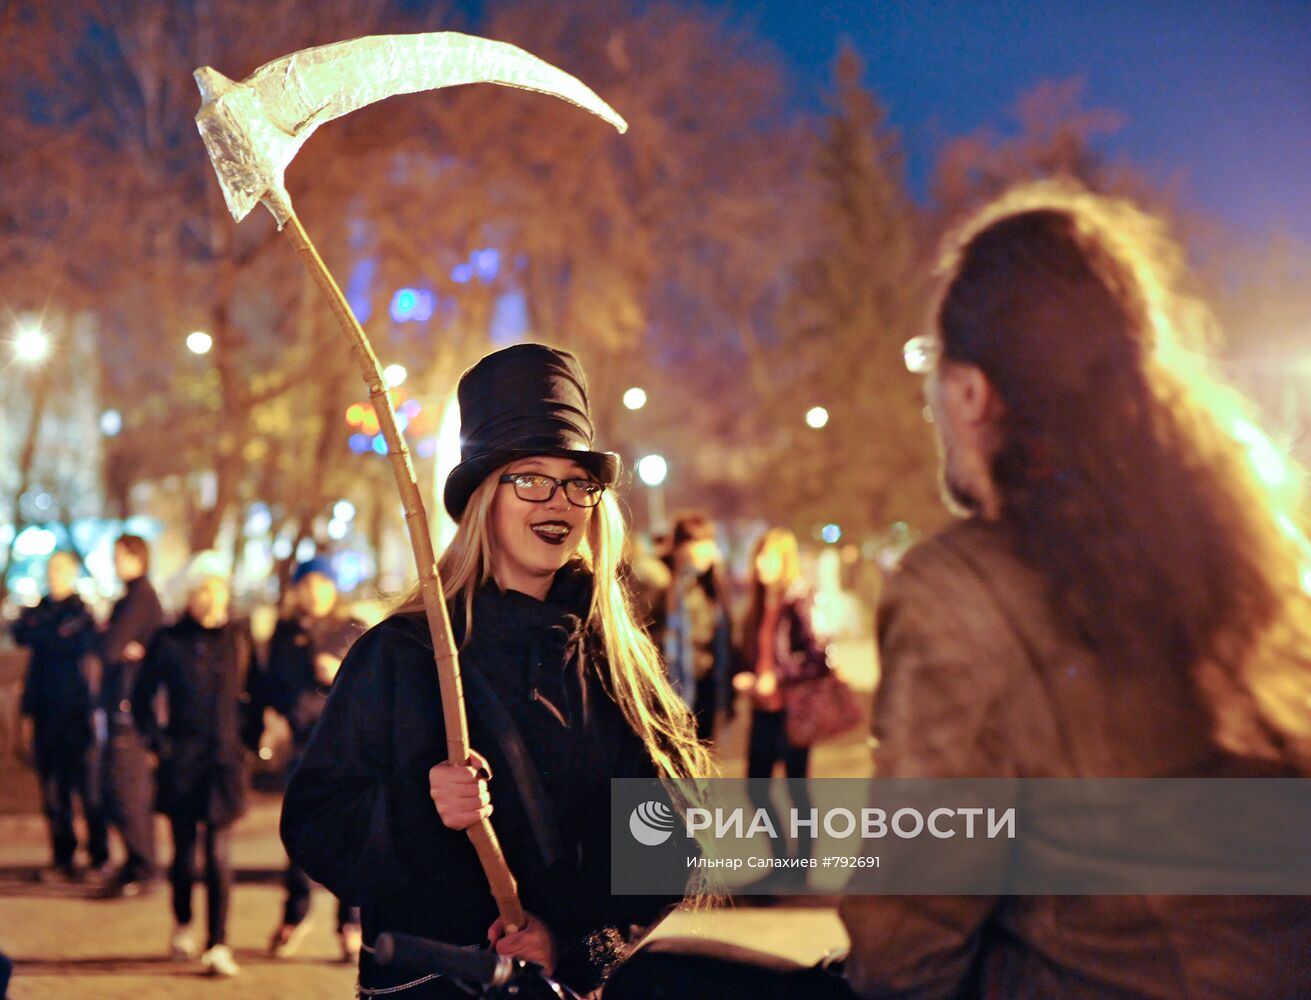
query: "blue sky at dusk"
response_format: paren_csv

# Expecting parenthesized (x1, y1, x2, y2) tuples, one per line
(727, 0, 1311, 242)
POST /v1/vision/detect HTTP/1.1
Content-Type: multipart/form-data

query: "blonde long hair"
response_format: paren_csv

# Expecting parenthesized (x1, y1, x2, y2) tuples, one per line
(400, 461, 715, 783)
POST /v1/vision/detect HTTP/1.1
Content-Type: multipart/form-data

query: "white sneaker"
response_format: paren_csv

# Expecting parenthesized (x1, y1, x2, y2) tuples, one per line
(269, 920, 313, 958)
(340, 923, 363, 963)
(170, 925, 198, 961)
(201, 944, 240, 978)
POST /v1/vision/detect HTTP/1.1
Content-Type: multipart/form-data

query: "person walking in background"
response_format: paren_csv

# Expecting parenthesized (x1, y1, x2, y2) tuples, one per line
(622, 536, 671, 643)
(735, 528, 826, 884)
(97, 534, 164, 899)
(660, 512, 732, 743)
(13, 551, 109, 882)
(132, 558, 259, 978)
(265, 557, 366, 962)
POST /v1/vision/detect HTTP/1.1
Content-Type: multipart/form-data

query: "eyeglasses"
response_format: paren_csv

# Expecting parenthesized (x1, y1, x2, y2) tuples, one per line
(903, 334, 942, 375)
(498, 472, 606, 508)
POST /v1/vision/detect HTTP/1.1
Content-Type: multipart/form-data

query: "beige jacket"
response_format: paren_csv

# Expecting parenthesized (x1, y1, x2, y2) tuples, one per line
(840, 518, 1311, 1000)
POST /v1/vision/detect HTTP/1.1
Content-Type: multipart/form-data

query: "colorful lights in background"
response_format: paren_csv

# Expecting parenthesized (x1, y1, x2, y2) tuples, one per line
(387, 250, 502, 323)
(450, 248, 501, 286)
(389, 287, 434, 323)
(344, 390, 439, 458)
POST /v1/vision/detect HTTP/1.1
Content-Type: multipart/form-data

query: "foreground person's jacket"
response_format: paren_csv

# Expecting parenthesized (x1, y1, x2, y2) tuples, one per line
(281, 563, 681, 998)
(840, 519, 1311, 1000)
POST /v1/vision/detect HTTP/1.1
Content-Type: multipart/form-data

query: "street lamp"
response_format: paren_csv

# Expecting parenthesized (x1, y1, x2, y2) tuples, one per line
(623, 387, 648, 411)
(805, 406, 829, 429)
(13, 325, 49, 364)
(187, 330, 213, 355)
(637, 454, 667, 487)
(637, 454, 668, 534)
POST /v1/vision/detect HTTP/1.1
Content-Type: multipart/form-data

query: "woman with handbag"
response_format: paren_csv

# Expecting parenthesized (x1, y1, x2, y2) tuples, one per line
(734, 528, 831, 884)
(280, 344, 711, 999)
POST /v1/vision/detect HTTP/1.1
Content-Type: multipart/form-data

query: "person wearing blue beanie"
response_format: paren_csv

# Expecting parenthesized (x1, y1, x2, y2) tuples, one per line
(266, 555, 365, 961)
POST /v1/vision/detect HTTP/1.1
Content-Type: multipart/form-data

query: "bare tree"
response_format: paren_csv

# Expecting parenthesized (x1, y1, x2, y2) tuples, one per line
(754, 48, 942, 542)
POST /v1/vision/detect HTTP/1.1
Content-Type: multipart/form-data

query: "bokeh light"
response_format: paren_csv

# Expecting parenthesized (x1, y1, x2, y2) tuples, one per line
(637, 454, 668, 487)
(13, 326, 49, 363)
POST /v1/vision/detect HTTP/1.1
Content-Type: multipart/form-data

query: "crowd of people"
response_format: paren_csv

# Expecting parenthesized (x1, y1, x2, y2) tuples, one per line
(8, 465, 835, 988)
(10, 540, 370, 978)
(7, 183, 1311, 999)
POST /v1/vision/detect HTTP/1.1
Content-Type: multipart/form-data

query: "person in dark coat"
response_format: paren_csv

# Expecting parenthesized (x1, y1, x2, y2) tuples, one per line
(97, 534, 164, 897)
(265, 556, 365, 961)
(658, 512, 733, 744)
(13, 550, 109, 880)
(132, 560, 258, 978)
(281, 344, 712, 999)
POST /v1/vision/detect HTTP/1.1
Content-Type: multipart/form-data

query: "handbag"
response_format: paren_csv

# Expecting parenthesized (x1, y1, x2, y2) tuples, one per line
(782, 664, 864, 748)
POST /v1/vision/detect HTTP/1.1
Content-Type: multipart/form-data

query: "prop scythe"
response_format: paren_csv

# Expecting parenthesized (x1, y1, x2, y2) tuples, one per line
(194, 32, 628, 932)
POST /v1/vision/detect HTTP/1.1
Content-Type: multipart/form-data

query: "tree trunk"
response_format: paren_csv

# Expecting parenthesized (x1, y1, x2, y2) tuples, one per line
(0, 367, 54, 607)
(189, 248, 249, 553)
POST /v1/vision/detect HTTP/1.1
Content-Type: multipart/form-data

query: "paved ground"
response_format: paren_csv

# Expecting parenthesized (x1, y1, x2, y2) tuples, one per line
(0, 639, 874, 998)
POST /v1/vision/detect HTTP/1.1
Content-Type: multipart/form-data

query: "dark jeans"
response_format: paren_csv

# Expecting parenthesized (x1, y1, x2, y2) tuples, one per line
(169, 818, 232, 949)
(104, 725, 157, 882)
(605, 939, 857, 1000)
(692, 674, 718, 743)
(746, 710, 813, 862)
(283, 859, 361, 931)
(34, 732, 108, 868)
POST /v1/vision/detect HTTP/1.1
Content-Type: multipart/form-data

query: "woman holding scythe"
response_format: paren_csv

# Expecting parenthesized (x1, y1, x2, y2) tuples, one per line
(281, 343, 711, 998)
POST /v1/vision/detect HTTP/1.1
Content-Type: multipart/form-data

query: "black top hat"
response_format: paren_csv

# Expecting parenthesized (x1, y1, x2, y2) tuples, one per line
(443, 343, 621, 519)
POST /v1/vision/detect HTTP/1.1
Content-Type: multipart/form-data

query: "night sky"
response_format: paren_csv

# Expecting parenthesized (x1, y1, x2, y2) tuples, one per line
(721, 0, 1311, 243)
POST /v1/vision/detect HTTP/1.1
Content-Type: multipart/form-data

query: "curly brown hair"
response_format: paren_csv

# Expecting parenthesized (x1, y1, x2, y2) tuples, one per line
(935, 182, 1311, 767)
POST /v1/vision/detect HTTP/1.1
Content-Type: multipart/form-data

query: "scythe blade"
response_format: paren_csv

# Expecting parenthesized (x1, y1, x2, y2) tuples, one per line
(195, 31, 628, 226)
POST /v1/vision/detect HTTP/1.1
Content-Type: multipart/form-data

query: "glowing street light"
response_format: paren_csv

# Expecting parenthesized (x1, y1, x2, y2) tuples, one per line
(383, 363, 408, 388)
(637, 454, 668, 487)
(637, 454, 668, 534)
(623, 387, 648, 411)
(805, 406, 829, 429)
(13, 326, 49, 364)
(187, 330, 213, 355)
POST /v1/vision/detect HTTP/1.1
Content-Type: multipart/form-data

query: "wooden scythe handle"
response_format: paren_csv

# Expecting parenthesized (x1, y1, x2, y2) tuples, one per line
(284, 209, 526, 932)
